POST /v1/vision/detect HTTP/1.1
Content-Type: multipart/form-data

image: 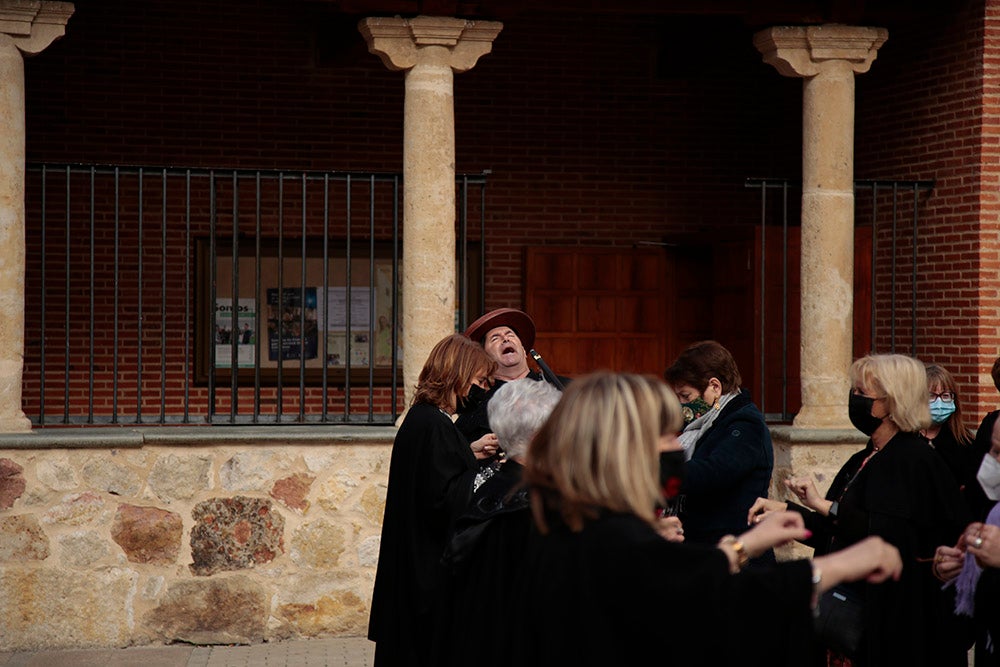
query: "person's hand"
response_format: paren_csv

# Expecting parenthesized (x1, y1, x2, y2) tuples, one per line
(656, 515, 685, 543)
(783, 476, 827, 513)
(737, 510, 809, 557)
(470, 433, 499, 460)
(933, 544, 965, 583)
(747, 496, 788, 525)
(813, 536, 902, 592)
(964, 522, 1000, 569)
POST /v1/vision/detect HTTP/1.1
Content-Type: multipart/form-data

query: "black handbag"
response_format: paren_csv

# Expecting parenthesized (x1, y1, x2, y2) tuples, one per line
(813, 582, 865, 658)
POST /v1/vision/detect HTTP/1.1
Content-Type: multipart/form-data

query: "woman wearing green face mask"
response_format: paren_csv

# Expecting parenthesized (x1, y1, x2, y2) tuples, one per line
(663, 340, 774, 566)
(922, 364, 988, 523)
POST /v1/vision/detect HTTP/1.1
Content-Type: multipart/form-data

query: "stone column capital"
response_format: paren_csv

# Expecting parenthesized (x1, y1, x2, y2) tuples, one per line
(754, 24, 887, 78)
(359, 15, 502, 73)
(0, 0, 73, 55)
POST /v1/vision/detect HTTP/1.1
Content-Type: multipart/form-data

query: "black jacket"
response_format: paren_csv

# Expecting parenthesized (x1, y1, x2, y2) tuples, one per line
(678, 389, 774, 548)
(509, 511, 815, 667)
(789, 431, 969, 667)
(368, 403, 478, 667)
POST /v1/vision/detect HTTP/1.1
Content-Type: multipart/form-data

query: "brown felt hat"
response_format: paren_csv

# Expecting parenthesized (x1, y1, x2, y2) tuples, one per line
(463, 308, 536, 351)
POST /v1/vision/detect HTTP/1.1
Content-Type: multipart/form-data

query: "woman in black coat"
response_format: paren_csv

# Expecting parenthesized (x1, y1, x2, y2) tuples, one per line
(751, 353, 969, 667)
(367, 333, 496, 667)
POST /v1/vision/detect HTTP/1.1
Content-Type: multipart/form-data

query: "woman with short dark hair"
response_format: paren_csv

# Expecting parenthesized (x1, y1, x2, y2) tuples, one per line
(663, 340, 774, 562)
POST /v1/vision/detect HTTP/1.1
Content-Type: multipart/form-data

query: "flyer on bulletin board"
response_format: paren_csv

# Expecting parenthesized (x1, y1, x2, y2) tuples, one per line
(215, 297, 256, 368)
(266, 287, 319, 361)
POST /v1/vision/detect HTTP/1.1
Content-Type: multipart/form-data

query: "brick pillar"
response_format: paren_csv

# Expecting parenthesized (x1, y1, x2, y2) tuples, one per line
(359, 16, 501, 407)
(754, 24, 887, 429)
(0, 1, 74, 432)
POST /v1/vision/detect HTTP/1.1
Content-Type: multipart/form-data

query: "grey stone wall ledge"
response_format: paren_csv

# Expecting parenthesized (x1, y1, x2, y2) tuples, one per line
(769, 425, 869, 445)
(0, 425, 398, 449)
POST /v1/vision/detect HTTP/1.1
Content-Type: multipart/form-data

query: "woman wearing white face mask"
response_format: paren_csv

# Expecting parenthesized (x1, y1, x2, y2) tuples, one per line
(933, 356, 1000, 667)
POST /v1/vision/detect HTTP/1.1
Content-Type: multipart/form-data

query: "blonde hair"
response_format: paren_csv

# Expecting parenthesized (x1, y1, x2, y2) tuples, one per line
(524, 372, 682, 533)
(850, 354, 931, 433)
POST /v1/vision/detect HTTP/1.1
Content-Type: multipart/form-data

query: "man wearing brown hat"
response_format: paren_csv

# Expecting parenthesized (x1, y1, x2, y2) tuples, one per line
(457, 308, 569, 447)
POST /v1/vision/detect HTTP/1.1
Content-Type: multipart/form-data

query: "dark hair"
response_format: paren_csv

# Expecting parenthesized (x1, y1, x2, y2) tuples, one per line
(925, 363, 973, 446)
(664, 340, 742, 394)
(413, 334, 496, 410)
(993, 356, 1000, 393)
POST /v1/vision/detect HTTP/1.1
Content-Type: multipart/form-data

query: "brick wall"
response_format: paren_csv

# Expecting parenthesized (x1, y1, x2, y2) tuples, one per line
(854, 0, 1000, 423)
(21, 0, 999, 421)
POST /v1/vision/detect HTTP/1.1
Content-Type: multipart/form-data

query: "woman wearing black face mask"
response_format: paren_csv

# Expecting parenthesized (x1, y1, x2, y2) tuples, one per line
(369, 333, 496, 667)
(749, 353, 970, 667)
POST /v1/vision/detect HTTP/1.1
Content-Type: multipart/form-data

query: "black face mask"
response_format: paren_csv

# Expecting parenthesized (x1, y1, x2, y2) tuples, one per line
(456, 383, 489, 415)
(848, 392, 884, 436)
(659, 450, 686, 499)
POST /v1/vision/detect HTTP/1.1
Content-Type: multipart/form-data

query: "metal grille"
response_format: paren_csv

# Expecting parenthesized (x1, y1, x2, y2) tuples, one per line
(24, 164, 488, 426)
(745, 178, 935, 422)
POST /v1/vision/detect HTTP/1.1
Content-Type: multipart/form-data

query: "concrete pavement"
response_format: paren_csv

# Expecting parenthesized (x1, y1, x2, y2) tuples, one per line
(0, 637, 373, 667)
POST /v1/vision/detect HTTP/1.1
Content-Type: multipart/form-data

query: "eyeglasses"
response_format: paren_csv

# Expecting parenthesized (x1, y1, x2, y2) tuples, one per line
(929, 391, 954, 403)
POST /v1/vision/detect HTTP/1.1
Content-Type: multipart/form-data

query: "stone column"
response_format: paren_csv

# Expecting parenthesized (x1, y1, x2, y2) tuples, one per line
(754, 24, 887, 429)
(0, 1, 74, 432)
(359, 16, 501, 407)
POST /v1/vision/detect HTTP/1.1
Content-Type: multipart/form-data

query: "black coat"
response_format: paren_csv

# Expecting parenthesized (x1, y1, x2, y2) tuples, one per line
(678, 389, 774, 549)
(509, 511, 816, 667)
(454, 371, 569, 444)
(926, 418, 991, 523)
(789, 431, 969, 667)
(970, 410, 1000, 666)
(368, 402, 479, 667)
(434, 460, 532, 667)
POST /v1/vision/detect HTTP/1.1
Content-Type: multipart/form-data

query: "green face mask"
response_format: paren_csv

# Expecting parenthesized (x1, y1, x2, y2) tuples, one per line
(680, 397, 712, 426)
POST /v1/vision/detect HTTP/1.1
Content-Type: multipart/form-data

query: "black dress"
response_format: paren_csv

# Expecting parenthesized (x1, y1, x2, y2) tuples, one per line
(508, 511, 816, 667)
(925, 420, 991, 523)
(788, 431, 969, 667)
(367, 402, 479, 667)
(434, 460, 532, 667)
(454, 371, 569, 444)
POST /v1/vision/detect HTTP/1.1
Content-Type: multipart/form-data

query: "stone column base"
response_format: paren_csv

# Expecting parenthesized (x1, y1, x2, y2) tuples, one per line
(769, 425, 867, 561)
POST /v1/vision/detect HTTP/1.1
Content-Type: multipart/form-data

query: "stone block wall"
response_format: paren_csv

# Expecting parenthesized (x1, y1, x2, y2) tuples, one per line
(0, 427, 393, 651)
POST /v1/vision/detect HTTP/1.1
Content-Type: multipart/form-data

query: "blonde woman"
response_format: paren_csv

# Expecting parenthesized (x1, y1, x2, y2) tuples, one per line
(511, 372, 902, 667)
(749, 353, 969, 667)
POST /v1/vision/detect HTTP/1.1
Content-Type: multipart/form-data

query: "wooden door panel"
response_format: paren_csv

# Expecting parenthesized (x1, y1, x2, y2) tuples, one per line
(577, 252, 616, 290)
(573, 337, 617, 375)
(578, 295, 618, 332)
(529, 294, 575, 334)
(531, 334, 578, 376)
(616, 337, 663, 373)
(526, 247, 668, 379)
(526, 250, 575, 291)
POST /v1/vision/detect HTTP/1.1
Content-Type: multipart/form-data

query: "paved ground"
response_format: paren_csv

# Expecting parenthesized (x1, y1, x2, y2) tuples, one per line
(0, 637, 373, 667)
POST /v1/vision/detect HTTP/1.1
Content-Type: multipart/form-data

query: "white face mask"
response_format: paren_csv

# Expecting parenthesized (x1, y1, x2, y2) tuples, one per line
(977, 453, 1000, 501)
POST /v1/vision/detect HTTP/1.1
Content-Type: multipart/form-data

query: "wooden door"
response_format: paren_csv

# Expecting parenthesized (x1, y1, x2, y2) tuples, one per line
(524, 246, 668, 378)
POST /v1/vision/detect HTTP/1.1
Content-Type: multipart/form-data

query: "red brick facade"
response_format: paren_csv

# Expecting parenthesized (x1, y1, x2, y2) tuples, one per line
(19, 0, 1000, 423)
